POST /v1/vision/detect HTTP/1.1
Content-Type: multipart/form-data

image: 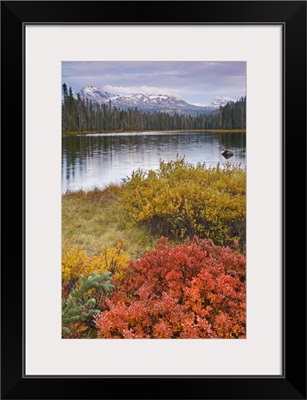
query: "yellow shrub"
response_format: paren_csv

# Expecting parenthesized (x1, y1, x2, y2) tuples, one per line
(82, 240, 130, 282)
(62, 241, 130, 283)
(120, 157, 246, 249)
(62, 245, 89, 281)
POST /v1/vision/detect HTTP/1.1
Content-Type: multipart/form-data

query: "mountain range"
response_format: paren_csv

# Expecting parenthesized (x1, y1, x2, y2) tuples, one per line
(77, 86, 236, 116)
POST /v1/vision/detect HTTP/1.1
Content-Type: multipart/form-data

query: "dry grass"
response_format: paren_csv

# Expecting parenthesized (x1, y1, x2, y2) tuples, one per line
(62, 184, 158, 259)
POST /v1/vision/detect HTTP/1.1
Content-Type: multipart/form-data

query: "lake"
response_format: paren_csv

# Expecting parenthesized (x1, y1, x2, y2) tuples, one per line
(62, 131, 246, 193)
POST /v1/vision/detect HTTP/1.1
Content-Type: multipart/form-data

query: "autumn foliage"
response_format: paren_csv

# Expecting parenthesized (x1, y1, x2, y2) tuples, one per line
(62, 240, 130, 284)
(120, 157, 246, 249)
(62, 241, 129, 337)
(62, 161, 246, 339)
(95, 237, 246, 339)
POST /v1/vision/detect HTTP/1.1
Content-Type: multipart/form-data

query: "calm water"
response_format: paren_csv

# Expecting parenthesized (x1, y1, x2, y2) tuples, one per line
(62, 131, 246, 193)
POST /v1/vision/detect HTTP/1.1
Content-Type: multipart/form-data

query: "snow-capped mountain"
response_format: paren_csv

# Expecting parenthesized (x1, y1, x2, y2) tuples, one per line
(79, 86, 117, 102)
(78, 86, 236, 115)
(207, 96, 236, 109)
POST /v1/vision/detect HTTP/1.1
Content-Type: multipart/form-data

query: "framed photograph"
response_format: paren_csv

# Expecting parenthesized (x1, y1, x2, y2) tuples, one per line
(1, 1, 306, 399)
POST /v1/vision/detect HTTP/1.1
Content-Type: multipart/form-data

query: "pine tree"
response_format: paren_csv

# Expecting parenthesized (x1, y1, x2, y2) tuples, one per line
(61, 84, 246, 132)
(62, 270, 114, 336)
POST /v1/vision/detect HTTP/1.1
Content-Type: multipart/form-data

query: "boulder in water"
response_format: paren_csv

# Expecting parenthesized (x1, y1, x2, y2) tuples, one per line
(222, 149, 234, 159)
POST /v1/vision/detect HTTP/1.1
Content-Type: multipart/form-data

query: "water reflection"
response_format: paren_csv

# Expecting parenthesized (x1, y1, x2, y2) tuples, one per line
(62, 131, 246, 193)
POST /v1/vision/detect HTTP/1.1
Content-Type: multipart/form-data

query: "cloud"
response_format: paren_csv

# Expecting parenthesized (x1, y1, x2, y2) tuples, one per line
(62, 61, 246, 104)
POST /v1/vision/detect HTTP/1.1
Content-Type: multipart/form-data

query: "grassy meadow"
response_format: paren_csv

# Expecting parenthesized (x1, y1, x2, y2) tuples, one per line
(62, 184, 159, 259)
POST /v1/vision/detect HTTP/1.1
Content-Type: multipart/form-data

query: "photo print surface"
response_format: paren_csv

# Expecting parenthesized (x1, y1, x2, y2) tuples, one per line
(62, 61, 246, 339)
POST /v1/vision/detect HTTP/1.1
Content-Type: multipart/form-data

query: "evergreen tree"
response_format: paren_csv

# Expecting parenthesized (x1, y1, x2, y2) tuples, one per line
(62, 83, 246, 133)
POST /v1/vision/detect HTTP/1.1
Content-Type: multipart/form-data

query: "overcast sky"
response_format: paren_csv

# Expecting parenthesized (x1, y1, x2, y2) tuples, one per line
(62, 61, 246, 106)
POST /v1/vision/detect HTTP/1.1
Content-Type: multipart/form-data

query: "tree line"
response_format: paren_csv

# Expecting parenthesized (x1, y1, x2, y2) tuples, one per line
(62, 83, 246, 132)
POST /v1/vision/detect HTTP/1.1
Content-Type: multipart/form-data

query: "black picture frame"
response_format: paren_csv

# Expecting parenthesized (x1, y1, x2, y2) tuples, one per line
(1, 1, 306, 399)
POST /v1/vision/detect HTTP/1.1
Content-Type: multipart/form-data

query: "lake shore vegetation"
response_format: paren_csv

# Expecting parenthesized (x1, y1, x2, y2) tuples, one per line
(63, 128, 246, 135)
(62, 158, 246, 338)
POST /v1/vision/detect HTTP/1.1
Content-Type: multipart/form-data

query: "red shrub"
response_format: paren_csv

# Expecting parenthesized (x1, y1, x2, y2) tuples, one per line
(95, 237, 246, 338)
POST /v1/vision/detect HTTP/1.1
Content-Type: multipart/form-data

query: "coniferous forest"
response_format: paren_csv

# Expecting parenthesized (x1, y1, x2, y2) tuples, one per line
(62, 83, 246, 133)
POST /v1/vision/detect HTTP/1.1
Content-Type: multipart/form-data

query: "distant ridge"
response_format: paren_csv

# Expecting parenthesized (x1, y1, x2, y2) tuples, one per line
(77, 86, 237, 116)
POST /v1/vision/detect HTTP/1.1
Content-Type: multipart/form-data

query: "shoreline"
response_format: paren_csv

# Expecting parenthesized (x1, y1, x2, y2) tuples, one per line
(62, 128, 246, 136)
